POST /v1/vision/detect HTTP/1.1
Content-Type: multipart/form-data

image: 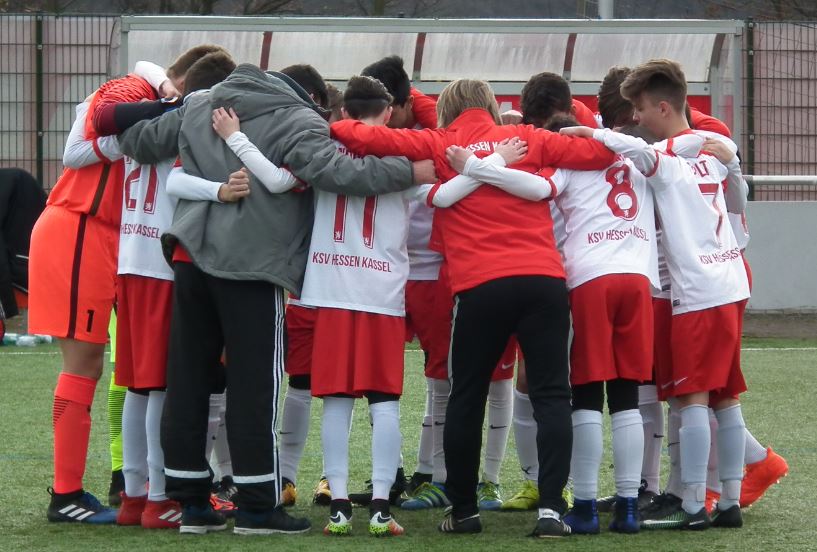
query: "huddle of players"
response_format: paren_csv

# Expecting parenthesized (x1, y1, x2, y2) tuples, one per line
(30, 43, 787, 538)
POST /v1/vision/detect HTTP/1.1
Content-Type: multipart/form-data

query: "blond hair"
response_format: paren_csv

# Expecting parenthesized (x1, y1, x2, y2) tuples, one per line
(620, 59, 687, 112)
(436, 79, 501, 128)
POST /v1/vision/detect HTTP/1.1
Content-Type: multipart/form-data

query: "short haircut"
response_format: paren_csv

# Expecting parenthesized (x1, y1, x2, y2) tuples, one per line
(544, 114, 579, 132)
(183, 51, 236, 94)
(360, 55, 411, 106)
(343, 75, 393, 120)
(620, 58, 687, 112)
(326, 83, 344, 121)
(597, 65, 634, 129)
(437, 79, 500, 128)
(166, 44, 226, 80)
(520, 72, 572, 126)
(618, 124, 658, 145)
(280, 64, 328, 108)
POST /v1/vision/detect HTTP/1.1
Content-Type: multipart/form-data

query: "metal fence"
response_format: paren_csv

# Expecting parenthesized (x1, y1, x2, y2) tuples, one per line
(1, 14, 816, 200)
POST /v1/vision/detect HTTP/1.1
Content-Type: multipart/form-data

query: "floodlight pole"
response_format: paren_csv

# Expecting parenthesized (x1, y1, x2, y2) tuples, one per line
(598, 0, 614, 19)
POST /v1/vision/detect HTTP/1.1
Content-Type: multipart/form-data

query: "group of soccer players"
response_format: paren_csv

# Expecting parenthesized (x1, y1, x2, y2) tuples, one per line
(26, 42, 788, 539)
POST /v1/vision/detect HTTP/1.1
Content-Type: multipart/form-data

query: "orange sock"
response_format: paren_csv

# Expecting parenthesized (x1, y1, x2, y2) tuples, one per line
(53, 373, 97, 494)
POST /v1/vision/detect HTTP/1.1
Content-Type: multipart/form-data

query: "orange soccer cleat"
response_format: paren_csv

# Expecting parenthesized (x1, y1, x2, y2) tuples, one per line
(740, 447, 789, 508)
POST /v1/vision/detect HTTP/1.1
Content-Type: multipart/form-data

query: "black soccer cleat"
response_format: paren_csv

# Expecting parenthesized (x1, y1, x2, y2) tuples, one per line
(234, 505, 311, 535)
(711, 504, 743, 528)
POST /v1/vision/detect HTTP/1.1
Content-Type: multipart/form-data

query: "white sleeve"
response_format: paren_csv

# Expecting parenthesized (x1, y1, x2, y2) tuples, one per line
(723, 156, 749, 214)
(133, 60, 168, 92)
(427, 174, 482, 207)
(225, 131, 298, 193)
(166, 166, 223, 202)
(62, 103, 123, 168)
(592, 128, 661, 175)
(646, 153, 694, 193)
(462, 153, 561, 201)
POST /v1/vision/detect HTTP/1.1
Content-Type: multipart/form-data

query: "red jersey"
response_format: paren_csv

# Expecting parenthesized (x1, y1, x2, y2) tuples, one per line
(47, 75, 157, 226)
(690, 108, 731, 138)
(410, 88, 438, 130)
(331, 108, 615, 294)
(572, 98, 598, 128)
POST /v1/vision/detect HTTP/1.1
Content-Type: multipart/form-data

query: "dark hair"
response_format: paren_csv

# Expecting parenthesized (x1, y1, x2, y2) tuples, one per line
(597, 65, 633, 129)
(543, 114, 580, 132)
(280, 64, 328, 108)
(167, 44, 227, 80)
(183, 51, 236, 94)
(618, 124, 658, 144)
(343, 75, 393, 120)
(620, 58, 687, 112)
(520, 72, 572, 126)
(361, 55, 411, 106)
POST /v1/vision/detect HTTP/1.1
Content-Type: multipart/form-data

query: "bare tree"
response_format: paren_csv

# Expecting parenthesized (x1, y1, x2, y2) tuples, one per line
(241, 0, 295, 15)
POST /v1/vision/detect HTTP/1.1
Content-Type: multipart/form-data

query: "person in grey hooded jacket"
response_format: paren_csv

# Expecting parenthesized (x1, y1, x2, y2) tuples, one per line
(117, 63, 435, 534)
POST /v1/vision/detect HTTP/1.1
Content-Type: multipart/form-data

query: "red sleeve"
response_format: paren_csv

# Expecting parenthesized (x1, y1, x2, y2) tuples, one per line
(87, 74, 157, 138)
(524, 126, 616, 171)
(689, 108, 732, 138)
(410, 88, 438, 130)
(572, 99, 598, 128)
(329, 119, 439, 161)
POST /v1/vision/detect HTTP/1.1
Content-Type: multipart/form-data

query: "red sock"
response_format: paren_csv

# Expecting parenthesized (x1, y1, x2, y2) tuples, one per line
(53, 373, 97, 494)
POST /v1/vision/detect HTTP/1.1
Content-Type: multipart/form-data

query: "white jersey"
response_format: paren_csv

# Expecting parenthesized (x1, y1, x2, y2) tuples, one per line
(551, 156, 659, 291)
(549, 202, 567, 262)
(729, 211, 750, 250)
(118, 157, 177, 280)
(406, 199, 443, 280)
(300, 141, 412, 316)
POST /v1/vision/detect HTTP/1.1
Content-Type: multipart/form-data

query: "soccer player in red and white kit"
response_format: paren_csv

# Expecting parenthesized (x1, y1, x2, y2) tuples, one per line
(331, 78, 616, 537)
(564, 59, 750, 530)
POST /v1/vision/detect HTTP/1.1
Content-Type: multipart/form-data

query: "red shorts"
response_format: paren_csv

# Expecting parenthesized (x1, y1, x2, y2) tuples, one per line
(569, 274, 654, 386)
(285, 304, 317, 377)
(28, 205, 118, 343)
(666, 302, 746, 403)
(405, 279, 451, 379)
(652, 298, 674, 401)
(114, 275, 173, 389)
(310, 308, 405, 398)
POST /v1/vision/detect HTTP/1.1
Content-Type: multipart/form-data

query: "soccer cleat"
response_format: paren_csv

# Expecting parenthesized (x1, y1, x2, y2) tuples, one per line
(501, 479, 539, 511)
(596, 494, 616, 513)
(108, 470, 124, 507)
(641, 504, 710, 531)
(740, 447, 789, 508)
(281, 477, 297, 507)
(477, 479, 503, 510)
(609, 496, 640, 534)
(711, 504, 743, 528)
(563, 498, 599, 534)
(369, 500, 404, 537)
(404, 471, 432, 497)
(214, 475, 237, 502)
(438, 509, 482, 534)
(47, 488, 118, 524)
(324, 499, 353, 536)
(210, 492, 237, 518)
(350, 468, 407, 506)
(401, 482, 450, 510)
(531, 510, 572, 538)
(600, 479, 654, 513)
(234, 505, 311, 535)
(563, 481, 574, 510)
(313, 476, 332, 506)
(705, 489, 720, 514)
(141, 499, 183, 529)
(179, 504, 228, 534)
(640, 491, 682, 516)
(116, 493, 147, 525)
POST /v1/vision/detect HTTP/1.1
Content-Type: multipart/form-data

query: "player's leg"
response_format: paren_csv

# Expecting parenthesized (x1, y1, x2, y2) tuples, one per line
(321, 394, 354, 535)
(607, 378, 643, 534)
(565, 381, 604, 535)
(106, 311, 126, 507)
(480, 350, 514, 511)
(368, 392, 405, 537)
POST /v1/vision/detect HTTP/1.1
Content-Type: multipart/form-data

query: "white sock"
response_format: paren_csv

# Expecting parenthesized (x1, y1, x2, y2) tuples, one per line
(122, 391, 148, 497)
(484, 379, 512, 483)
(206, 393, 225, 461)
(744, 428, 768, 465)
(322, 397, 354, 500)
(417, 378, 434, 475)
(638, 385, 664, 493)
(571, 409, 603, 501)
(611, 409, 644, 499)
(680, 404, 710, 514)
(665, 401, 682, 497)
(371, 400, 401, 500)
(431, 377, 450, 483)
(146, 390, 167, 501)
(513, 389, 539, 481)
(715, 404, 747, 509)
(706, 409, 722, 494)
(212, 407, 233, 479)
(278, 386, 312, 484)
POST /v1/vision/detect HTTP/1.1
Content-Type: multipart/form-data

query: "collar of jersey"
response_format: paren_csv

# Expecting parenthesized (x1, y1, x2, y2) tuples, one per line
(446, 108, 498, 130)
